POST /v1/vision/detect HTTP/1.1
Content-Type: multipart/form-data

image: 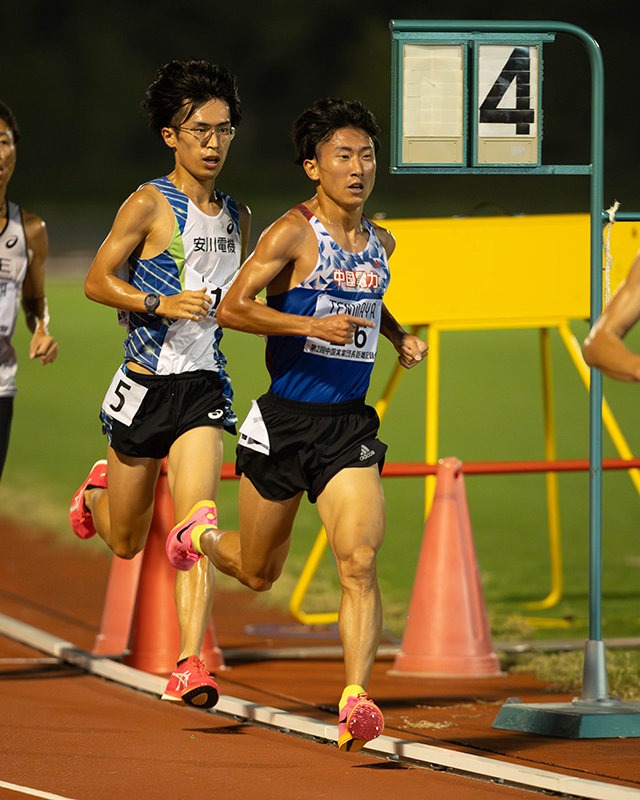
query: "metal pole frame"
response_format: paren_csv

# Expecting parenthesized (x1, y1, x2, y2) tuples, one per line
(391, 16, 606, 694)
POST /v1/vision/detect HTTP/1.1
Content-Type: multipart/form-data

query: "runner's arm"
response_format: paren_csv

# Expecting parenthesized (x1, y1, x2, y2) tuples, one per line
(238, 202, 252, 263)
(218, 213, 373, 344)
(21, 211, 57, 365)
(84, 187, 211, 321)
(583, 251, 640, 381)
(374, 225, 427, 368)
(381, 304, 427, 369)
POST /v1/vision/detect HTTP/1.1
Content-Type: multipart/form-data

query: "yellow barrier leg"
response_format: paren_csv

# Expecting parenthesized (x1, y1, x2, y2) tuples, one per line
(425, 324, 440, 516)
(525, 328, 564, 610)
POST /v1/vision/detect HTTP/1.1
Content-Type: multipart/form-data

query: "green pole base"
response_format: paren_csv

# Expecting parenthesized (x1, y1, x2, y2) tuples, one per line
(492, 697, 640, 738)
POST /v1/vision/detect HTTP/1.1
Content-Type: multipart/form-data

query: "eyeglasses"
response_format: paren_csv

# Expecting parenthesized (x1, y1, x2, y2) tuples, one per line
(174, 124, 236, 144)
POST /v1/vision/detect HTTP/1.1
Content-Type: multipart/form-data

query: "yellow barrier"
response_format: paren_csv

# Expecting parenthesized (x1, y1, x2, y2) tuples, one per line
(383, 213, 639, 325)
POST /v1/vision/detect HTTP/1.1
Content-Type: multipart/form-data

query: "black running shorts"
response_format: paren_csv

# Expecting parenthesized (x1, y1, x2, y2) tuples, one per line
(101, 369, 235, 459)
(235, 390, 387, 503)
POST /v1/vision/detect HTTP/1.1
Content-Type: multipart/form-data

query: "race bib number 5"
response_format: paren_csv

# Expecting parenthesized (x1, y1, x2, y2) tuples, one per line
(304, 295, 381, 362)
(101, 367, 148, 426)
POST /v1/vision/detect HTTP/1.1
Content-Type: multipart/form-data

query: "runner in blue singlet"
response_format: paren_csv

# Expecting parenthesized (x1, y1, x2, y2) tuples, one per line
(165, 98, 428, 750)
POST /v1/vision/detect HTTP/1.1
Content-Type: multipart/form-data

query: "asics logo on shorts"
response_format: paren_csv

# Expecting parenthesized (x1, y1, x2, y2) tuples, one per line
(208, 410, 223, 420)
(359, 444, 375, 461)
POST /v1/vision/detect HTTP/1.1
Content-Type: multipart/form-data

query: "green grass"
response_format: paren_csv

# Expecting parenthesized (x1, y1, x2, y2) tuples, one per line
(507, 649, 640, 701)
(3, 279, 640, 653)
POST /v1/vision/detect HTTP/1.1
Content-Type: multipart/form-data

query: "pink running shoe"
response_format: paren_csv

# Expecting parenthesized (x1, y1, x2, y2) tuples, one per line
(161, 655, 220, 708)
(337, 692, 384, 752)
(69, 460, 108, 539)
(165, 500, 217, 571)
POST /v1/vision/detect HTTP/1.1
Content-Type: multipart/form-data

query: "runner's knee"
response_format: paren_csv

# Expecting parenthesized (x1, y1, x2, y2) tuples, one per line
(338, 543, 378, 587)
(110, 533, 145, 560)
(241, 563, 283, 592)
(244, 574, 273, 592)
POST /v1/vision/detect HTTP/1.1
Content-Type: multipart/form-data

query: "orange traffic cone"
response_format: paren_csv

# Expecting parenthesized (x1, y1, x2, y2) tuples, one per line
(390, 457, 501, 678)
(93, 551, 143, 656)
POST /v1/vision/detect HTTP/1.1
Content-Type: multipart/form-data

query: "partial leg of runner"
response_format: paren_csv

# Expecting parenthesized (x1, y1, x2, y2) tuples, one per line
(167, 473, 301, 593)
(74, 448, 161, 557)
(317, 465, 385, 752)
(0, 397, 14, 481)
(161, 426, 223, 708)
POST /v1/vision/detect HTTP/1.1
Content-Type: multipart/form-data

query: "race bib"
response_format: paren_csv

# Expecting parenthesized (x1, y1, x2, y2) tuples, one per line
(101, 367, 148, 426)
(0, 280, 19, 337)
(304, 294, 381, 362)
(184, 265, 227, 320)
(238, 400, 270, 455)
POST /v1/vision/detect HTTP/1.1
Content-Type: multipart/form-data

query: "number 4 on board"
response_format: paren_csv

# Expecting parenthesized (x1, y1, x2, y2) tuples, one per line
(479, 46, 534, 135)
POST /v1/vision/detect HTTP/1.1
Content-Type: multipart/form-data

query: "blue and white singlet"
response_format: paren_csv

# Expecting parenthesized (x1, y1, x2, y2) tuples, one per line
(118, 176, 241, 377)
(103, 177, 242, 428)
(266, 205, 390, 404)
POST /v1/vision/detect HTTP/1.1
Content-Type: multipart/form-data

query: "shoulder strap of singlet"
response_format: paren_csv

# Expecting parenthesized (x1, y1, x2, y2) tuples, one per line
(2, 200, 23, 239)
(147, 176, 189, 234)
(295, 203, 372, 230)
(219, 191, 241, 234)
(295, 203, 313, 221)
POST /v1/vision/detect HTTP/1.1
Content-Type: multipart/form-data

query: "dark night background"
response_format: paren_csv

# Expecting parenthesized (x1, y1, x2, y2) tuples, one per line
(1, 1, 637, 254)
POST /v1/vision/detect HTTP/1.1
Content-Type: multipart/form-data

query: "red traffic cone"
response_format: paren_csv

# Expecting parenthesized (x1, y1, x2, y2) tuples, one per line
(119, 463, 224, 675)
(93, 551, 143, 656)
(390, 457, 501, 678)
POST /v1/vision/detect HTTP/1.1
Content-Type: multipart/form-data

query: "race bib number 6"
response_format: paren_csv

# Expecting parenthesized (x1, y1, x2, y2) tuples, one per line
(304, 295, 381, 362)
(101, 367, 148, 426)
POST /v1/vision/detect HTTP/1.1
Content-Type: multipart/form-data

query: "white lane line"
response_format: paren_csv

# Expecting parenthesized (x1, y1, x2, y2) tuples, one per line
(0, 780, 78, 799)
(0, 612, 638, 800)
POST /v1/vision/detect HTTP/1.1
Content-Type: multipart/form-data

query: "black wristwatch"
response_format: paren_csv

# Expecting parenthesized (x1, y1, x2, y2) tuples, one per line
(143, 293, 161, 314)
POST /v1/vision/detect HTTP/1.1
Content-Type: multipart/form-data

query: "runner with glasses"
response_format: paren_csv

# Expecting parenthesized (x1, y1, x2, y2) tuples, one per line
(69, 59, 250, 708)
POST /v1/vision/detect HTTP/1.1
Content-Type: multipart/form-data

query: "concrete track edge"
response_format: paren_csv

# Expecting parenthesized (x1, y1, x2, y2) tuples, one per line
(0, 612, 637, 800)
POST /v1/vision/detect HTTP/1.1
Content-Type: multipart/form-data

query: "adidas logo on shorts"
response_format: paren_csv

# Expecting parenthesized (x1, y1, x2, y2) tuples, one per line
(359, 444, 375, 462)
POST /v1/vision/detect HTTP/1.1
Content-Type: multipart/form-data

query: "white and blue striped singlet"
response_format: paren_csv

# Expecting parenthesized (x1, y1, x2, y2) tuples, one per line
(115, 176, 242, 424)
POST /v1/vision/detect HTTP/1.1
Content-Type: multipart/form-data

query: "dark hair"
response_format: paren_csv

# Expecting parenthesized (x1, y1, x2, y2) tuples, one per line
(0, 100, 20, 144)
(143, 59, 241, 137)
(292, 98, 380, 165)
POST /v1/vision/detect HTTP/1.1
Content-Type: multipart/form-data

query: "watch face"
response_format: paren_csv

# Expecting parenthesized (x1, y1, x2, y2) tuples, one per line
(144, 293, 160, 313)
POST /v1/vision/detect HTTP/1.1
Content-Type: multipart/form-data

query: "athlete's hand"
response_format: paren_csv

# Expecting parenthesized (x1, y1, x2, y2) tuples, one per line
(157, 288, 212, 320)
(312, 314, 375, 345)
(29, 332, 58, 365)
(397, 334, 428, 369)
